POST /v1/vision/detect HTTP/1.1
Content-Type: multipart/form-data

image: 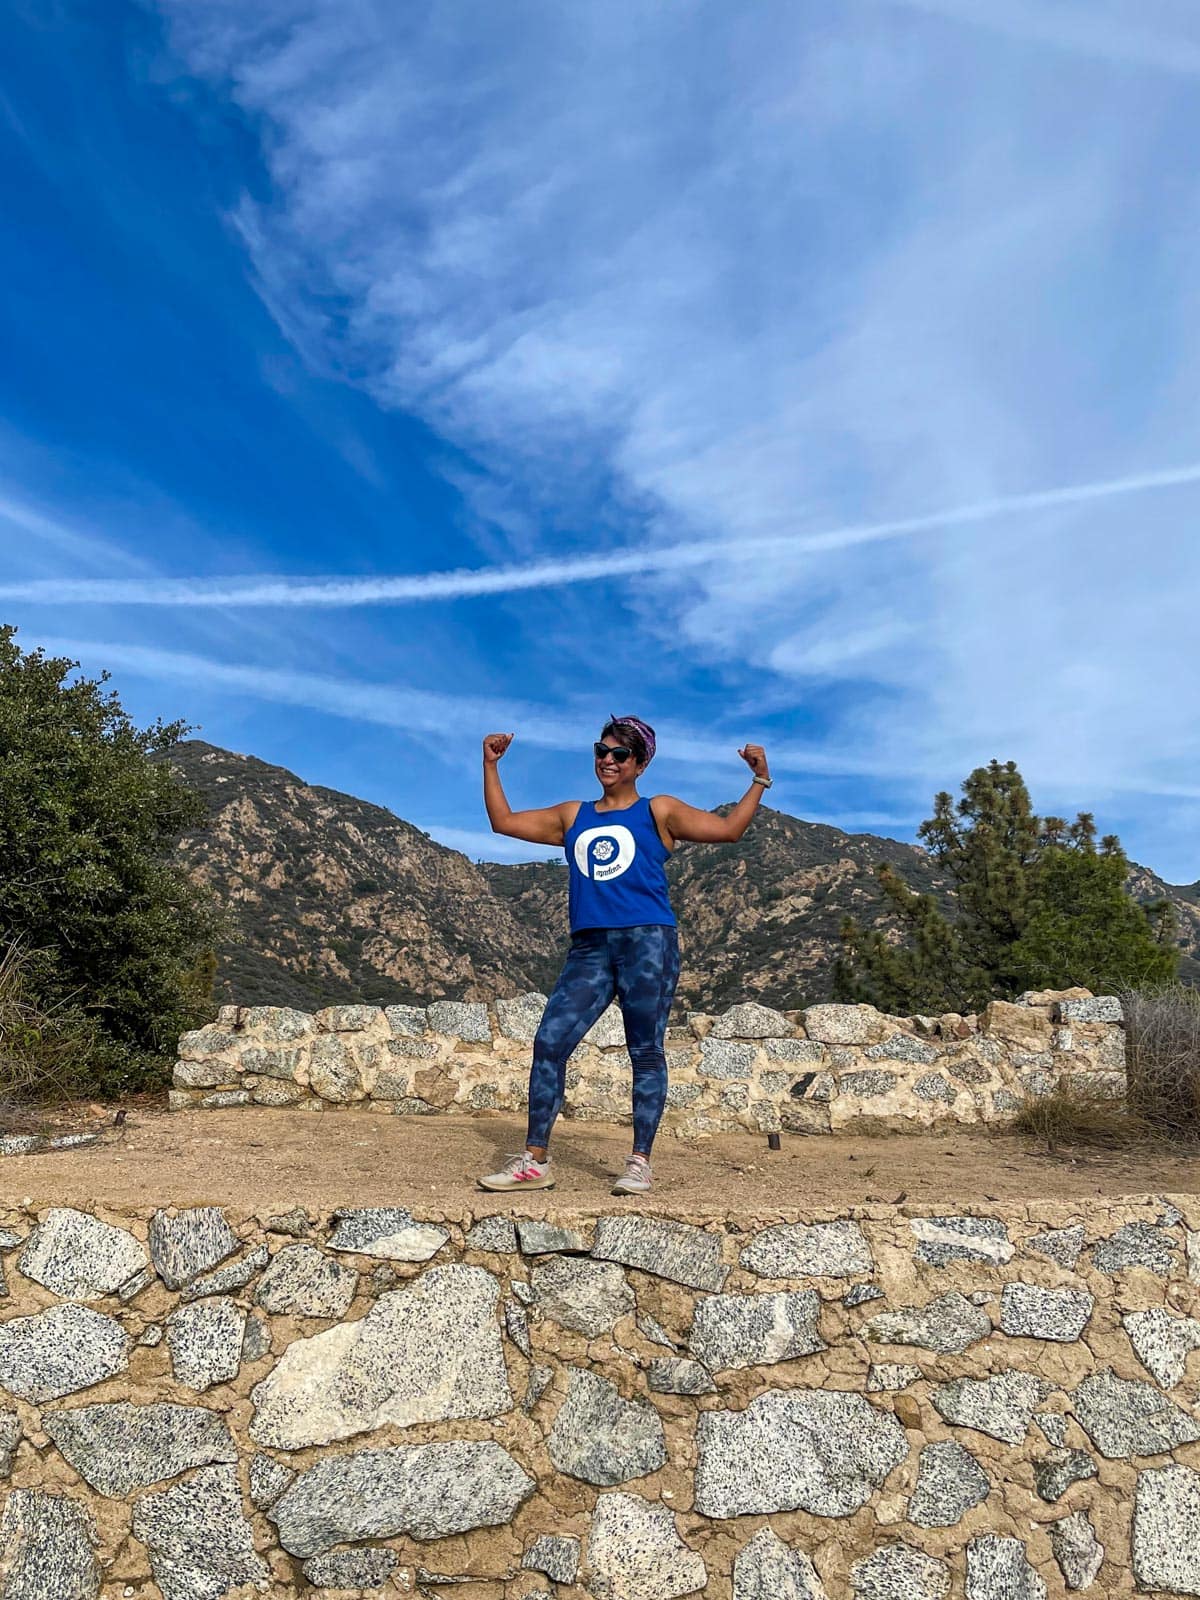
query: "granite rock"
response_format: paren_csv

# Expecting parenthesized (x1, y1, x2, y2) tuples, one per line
(1072, 1368, 1200, 1458)
(131, 1464, 269, 1600)
(699, 1037, 758, 1079)
(0, 1303, 128, 1402)
(711, 1002, 793, 1039)
(965, 1535, 1047, 1600)
(149, 1208, 240, 1290)
(1133, 1463, 1200, 1594)
(1055, 996, 1122, 1023)
(931, 1371, 1052, 1444)
(254, 1245, 358, 1319)
(0, 1488, 99, 1599)
(1123, 1307, 1200, 1388)
(548, 1368, 666, 1485)
(326, 1207, 448, 1261)
(180, 1244, 268, 1302)
(911, 1216, 1014, 1266)
(851, 1542, 951, 1599)
(802, 1004, 883, 1045)
(1025, 1225, 1085, 1270)
(908, 1439, 990, 1527)
(0, 1410, 19, 1475)
(43, 1402, 237, 1496)
(531, 1255, 634, 1337)
(648, 1357, 716, 1395)
(1051, 1510, 1103, 1590)
(522, 1532, 581, 1584)
(1033, 1449, 1097, 1502)
(517, 1218, 592, 1254)
(586, 1491, 707, 1600)
(862, 1292, 991, 1354)
(740, 1219, 873, 1279)
(18, 1209, 147, 1302)
(496, 992, 548, 1042)
(689, 1289, 825, 1371)
(868, 1364, 924, 1392)
(592, 1216, 726, 1292)
(999, 1283, 1093, 1342)
(301, 1548, 399, 1589)
(248, 1453, 294, 1510)
(1092, 1221, 1178, 1275)
(427, 1000, 491, 1042)
(465, 1215, 519, 1254)
(166, 1298, 246, 1391)
(732, 1526, 829, 1599)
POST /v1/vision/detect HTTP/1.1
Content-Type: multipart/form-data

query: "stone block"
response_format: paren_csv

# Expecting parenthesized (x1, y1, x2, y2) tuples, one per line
(592, 1215, 727, 1291)
(384, 1003, 428, 1036)
(165, 1298, 246, 1391)
(980, 1001, 1053, 1049)
(0, 1303, 129, 1401)
(688, 1289, 825, 1371)
(699, 1036, 758, 1079)
(327, 1206, 448, 1261)
(149, 1207, 240, 1289)
(862, 1292, 991, 1354)
(1073, 1368, 1200, 1458)
(42, 1401, 237, 1496)
(911, 1215, 1014, 1266)
(586, 1491, 707, 1600)
(315, 1004, 382, 1031)
(733, 1527, 827, 1600)
(965, 1535, 1046, 1600)
(531, 1255, 634, 1336)
(740, 1219, 874, 1279)
(908, 1439, 990, 1528)
(1055, 996, 1123, 1024)
(242, 1006, 315, 1040)
(802, 1004, 885, 1045)
(0, 1489, 99, 1599)
(254, 1244, 358, 1319)
(548, 1367, 666, 1485)
(427, 1000, 492, 1042)
(131, 1464, 269, 1600)
(18, 1208, 147, 1302)
(999, 1283, 1094, 1342)
(1133, 1464, 1200, 1594)
(931, 1371, 1051, 1444)
(710, 1002, 793, 1039)
(497, 992, 548, 1041)
(852, 1542, 951, 1598)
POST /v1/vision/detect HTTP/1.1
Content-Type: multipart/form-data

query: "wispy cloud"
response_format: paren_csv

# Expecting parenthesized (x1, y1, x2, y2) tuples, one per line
(5, 459, 1200, 608)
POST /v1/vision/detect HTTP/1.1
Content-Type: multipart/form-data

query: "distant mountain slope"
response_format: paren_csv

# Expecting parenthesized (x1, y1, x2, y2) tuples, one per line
(165, 741, 1199, 1010)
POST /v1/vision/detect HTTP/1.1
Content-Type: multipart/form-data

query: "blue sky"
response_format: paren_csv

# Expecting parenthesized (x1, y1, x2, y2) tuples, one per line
(2, 0, 1198, 880)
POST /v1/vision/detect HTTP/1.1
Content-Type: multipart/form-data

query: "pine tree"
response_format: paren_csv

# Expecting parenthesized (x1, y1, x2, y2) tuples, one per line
(835, 760, 1177, 1014)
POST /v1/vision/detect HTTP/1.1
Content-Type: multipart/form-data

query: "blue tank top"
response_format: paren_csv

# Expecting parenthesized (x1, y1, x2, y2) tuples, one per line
(565, 797, 676, 932)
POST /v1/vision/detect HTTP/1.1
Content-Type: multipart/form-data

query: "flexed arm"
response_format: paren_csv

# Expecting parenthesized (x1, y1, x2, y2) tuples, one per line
(655, 744, 772, 846)
(482, 733, 572, 845)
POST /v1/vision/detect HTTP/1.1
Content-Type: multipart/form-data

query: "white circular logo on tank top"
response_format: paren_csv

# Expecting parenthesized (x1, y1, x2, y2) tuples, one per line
(574, 825, 636, 882)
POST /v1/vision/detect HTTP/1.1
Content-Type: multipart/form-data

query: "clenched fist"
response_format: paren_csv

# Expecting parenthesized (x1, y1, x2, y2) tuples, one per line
(483, 732, 514, 765)
(738, 743, 770, 779)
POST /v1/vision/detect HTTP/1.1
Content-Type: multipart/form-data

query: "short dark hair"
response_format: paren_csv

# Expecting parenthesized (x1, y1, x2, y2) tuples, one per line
(600, 719, 648, 766)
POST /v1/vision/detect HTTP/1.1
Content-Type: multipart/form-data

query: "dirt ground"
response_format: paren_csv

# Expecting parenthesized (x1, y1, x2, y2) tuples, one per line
(3, 1106, 1199, 1213)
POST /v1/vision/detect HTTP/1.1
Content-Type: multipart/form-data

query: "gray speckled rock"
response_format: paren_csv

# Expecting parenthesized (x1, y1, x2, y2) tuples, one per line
(131, 1464, 269, 1600)
(1055, 996, 1122, 1023)
(301, 1548, 399, 1589)
(689, 1289, 824, 1372)
(384, 1003, 427, 1037)
(427, 1000, 491, 1042)
(1034, 1448, 1097, 1502)
(965, 1535, 1047, 1600)
(845, 1283, 885, 1307)
(711, 1003, 793, 1039)
(914, 1073, 956, 1102)
(243, 1005, 315, 1040)
(248, 1453, 294, 1510)
(766, 1038, 825, 1064)
(241, 1313, 271, 1363)
(523, 1533, 581, 1584)
(315, 1004, 381, 1031)
(1035, 1412, 1068, 1447)
(868, 1363, 923, 1392)
(908, 1440, 990, 1527)
(253, 1244, 358, 1319)
(504, 1299, 531, 1357)
(327, 1206, 448, 1261)
(42, 1402, 236, 1496)
(999, 1283, 1093, 1342)
(466, 1215, 519, 1253)
(802, 1004, 881, 1045)
(18, 1208, 147, 1302)
(496, 991, 548, 1042)
(699, 1036, 757, 1079)
(865, 1034, 939, 1066)
(862, 1292, 991, 1354)
(250, 1264, 511, 1449)
(586, 1491, 707, 1600)
(525, 1363, 553, 1411)
(740, 1219, 873, 1279)
(931, 1371, 1052, 1444)
(733, 1527, 828, 1599)
(592, 1216, 726, 1292)
(0, 1409, 20, 1475)
(1134, 1463, 1200, 1593)
(1025, 1225, 1086, 1270)
(0, 1488, 98, 1599)
(648, 1358, 716, 1395)
(0, 1303, 128, 1401)
(695, 1389, 908, 1517)
(269, 1440, 534, 1556)
(548, 1368, 666, 1485)
(852, 1542, 950, 1599)
(1123, 1307, 1200, 1388)
(838, 1070, 898, 1097)
(1072, 1368, 1200, 1458)
(531, 1255, 634, 1337)
(165, 1298, 245, 1392)
(911, 1216, 1014, 1266)
(179, 1244, 268, 1302)
(308, 1034, 369, 1101)
(584, 1004, 627, 1048)
(517, 1218, 592, 1254)
(1051, 1510, 1103, 1590)
(149, 1208, 240, 1290)
(1092, 1221, 1178, 1275)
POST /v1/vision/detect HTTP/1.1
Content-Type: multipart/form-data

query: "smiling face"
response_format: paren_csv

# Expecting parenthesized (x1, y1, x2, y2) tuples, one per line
(594, 733, 645, 791)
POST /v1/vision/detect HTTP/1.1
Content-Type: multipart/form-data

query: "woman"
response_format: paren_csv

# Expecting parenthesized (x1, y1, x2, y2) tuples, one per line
(479, 715, 772, 1195)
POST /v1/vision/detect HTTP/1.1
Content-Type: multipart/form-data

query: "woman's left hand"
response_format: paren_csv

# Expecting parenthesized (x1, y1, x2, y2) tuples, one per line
(738, 744, 770, 779)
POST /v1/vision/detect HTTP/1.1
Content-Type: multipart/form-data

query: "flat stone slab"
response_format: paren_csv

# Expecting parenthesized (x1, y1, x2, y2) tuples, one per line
(0, 1303, 128, 1402)
(1033, 1448, 1097, 1502)
(1092, 1221, 1178, 1275)
(648, 1358, 716, 1395)
(586, 1491, 707, 1600)
(932, 1371, 1052, 1444)
(301, 1548, 400, 1589)
(699, 1037, 758, 1079)
(852, 1542, 951, 1598)
(465, 1216, 519, 1253)
(802, 1004, 882, 1044)
(861, 1292, 991, 1355)
(1050, 1510, 1103, 1590)
(1123, 1308, 1200, 1388)
(496, 992, 548, 1042)
(911, 1216, 1014, 1266)
(695, 1389, 908, 1517)
(1134, 1463, 1200, 1594)
(868, 1364, 924, 1392)
(131, 1464, 269, 1600)
(0, 1488, 99, 1599)
(43, 1402, 237, 1496)
(269, 1440, 534, 1556)
(149, 1208, 240, 1289)
(1025, 1225, 1085, 1269)
(18, 1209, 147, 1302)
(517, 1219, 592, 1254)
(250, 1263, 511, 1448)
(248, 1453, 294, 1510)
(711, 1002, 793, 1039)
(908, 1440, 990, 1527)
(1055, 996, 1122, 1023)
(166, 1298, 246, 1391)
(326, 1207, 448, 1261)
(530, 1255, 634, 1337)
(427, 1000, 491, 1041)
(740, 1220, 874, 1279)
(732, 1527, 829, 1599)
(592, 1216, 727, 1292)
(1072, 1368, 1200, 1458)
(999, 1283, 1094, 1342)
(688, 1289, 825, 1372)
(254, 1245, 358, 1319)
(523, 1533, 581, 1585)
(548, 1368, 666, 1485)
(965, 1535, 1047, 1600)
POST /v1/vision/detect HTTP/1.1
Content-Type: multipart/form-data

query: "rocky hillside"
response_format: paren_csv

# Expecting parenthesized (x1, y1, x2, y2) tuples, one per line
(165, 741, 1200, 1012)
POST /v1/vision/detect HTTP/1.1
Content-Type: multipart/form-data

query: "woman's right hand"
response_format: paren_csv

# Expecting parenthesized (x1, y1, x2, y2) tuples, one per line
(483, 732, 514, 765)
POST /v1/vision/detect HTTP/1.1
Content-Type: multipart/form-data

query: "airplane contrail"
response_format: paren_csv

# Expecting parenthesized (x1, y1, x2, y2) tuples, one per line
(3, 459, 1198, 608)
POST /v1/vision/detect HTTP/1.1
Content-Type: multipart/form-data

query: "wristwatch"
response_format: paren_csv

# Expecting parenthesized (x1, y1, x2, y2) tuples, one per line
(751, 775, 773, 789)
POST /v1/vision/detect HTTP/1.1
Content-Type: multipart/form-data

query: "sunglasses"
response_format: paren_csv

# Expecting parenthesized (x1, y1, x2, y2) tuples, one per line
(594, 742, 635, 764)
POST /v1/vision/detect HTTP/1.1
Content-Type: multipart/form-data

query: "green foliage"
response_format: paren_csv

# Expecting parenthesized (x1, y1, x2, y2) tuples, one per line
(836, 759, 1177, 1014)
(0, 626, 221, 1094)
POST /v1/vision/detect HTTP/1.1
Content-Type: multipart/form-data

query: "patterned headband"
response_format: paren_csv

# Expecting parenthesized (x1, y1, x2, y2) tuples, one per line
(607, 713, 656, 764)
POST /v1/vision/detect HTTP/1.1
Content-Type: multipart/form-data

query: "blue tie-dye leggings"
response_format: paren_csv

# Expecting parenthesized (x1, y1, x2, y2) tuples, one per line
(526, 924, 681, 1154)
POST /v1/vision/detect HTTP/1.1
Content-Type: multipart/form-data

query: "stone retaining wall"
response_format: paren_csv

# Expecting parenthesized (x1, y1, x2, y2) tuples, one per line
(1, 1191, 1199, 1596)
(170, 991, 1127, 1134)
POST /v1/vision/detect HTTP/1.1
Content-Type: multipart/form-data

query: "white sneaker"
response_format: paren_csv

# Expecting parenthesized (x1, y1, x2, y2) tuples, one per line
(478, 1151, 554, 1192)
(612, 1154, 652, 1195)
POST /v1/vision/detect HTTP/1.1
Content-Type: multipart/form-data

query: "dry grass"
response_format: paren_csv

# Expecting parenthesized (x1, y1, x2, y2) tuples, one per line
(0, 938, 91, 1127)
(1013, 1076, 1148, 1154)
(1124, 984, 1200, 1142)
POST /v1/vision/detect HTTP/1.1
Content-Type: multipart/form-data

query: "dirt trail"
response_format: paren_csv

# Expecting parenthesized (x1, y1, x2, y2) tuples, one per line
(4, 1107, 1198, 1215)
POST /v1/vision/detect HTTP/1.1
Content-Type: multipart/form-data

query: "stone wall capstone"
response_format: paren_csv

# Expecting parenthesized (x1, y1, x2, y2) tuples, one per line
(169, 990, 1127, 1134)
